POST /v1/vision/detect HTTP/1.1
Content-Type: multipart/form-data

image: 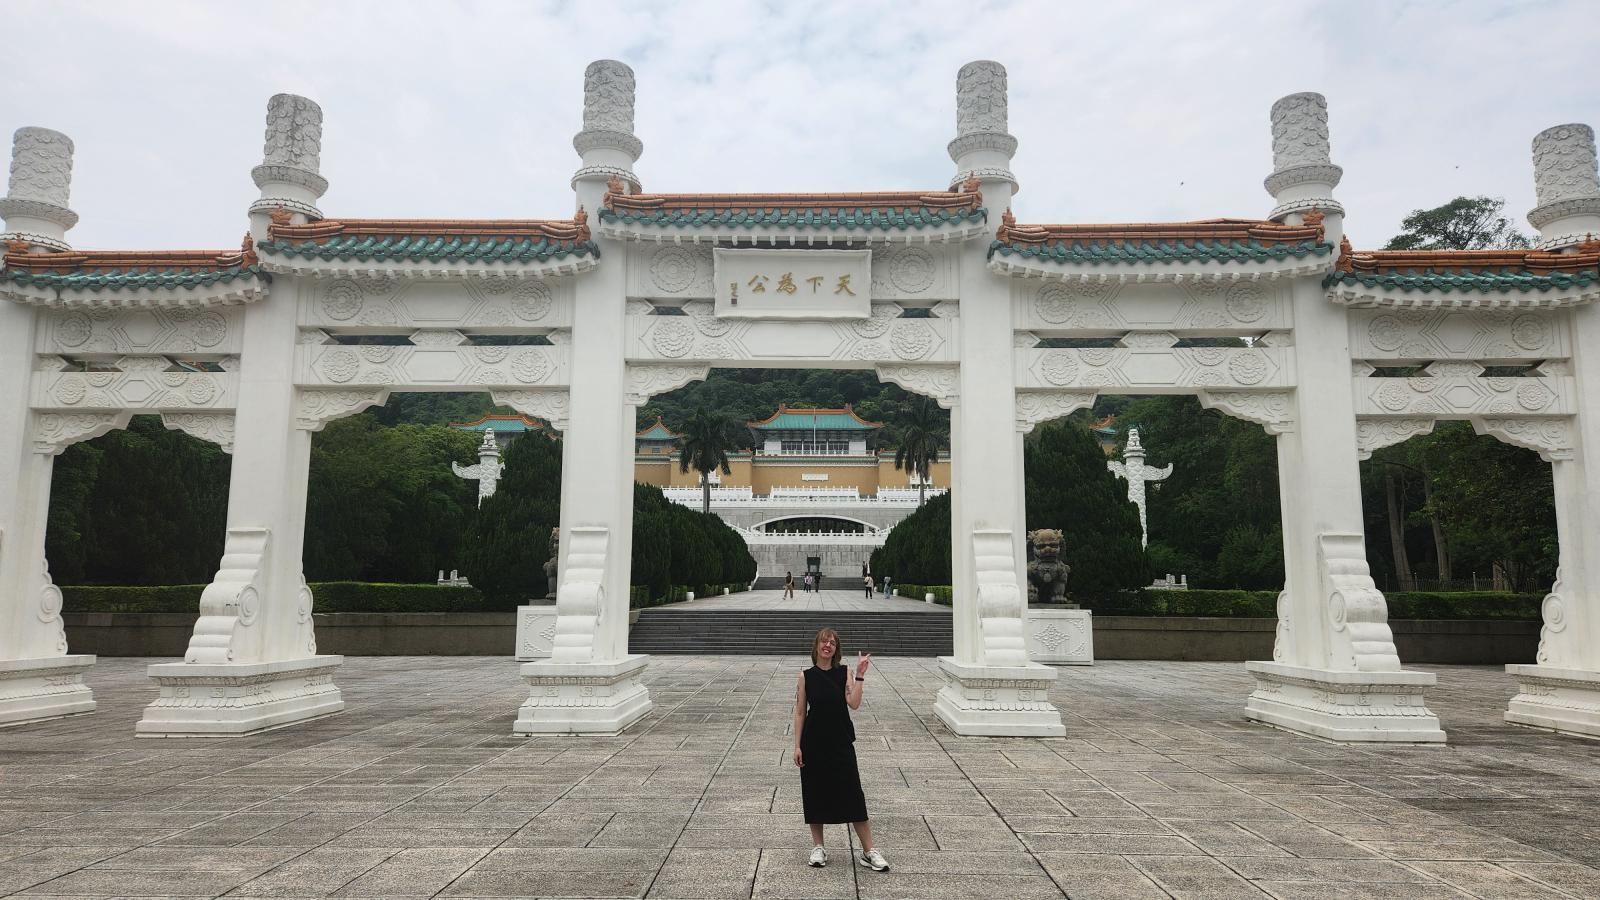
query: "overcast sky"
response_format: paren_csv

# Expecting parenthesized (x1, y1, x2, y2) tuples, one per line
(3, 1, 1593, 253)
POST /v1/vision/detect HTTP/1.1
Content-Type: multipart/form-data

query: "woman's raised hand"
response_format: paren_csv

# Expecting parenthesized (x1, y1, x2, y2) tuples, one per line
(855, 653, 872, 677)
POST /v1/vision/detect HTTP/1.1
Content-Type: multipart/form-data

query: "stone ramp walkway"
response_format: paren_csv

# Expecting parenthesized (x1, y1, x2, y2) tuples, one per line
(661, 588, 944, 613)
(1, 658, 1598, 898)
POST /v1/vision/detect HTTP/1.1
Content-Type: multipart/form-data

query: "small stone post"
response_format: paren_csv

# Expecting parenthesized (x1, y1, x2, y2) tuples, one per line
(249, 93, 328, 233)
(1263, 93, 1345, 241)
(947, 60, 1018, 193)
(1527, 124, 1600, 251)
(572, 60, 644, 198)
(0, 127, 79, 251)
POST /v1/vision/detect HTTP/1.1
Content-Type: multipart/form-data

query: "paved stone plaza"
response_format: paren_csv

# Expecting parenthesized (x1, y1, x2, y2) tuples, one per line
(663, 591, 938, 613)
(2, 657, 1598, 898)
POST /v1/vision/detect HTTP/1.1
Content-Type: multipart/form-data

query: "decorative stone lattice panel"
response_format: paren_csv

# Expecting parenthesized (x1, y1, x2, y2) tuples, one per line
(298, 278, 572, 330)
(625, 311, 955, 365)
(1014, 281, 1290, 333)
(1017, 343, 1291, 392)
(1349, 308, 1568, 361)
(625, 245, 716, 299)
(31, 356, 237, 412)
(1352, 370, 1575, 418)
(296, 331, 566, 391)
(37, 308, 243, 356)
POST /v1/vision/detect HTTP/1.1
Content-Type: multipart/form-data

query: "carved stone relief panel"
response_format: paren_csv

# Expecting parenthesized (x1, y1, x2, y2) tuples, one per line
(1017, 344, 1290, 391)
(1354, 418, 1436, 460)
(37, 307, 243, 356)
(1472, 417, 1575, 461)
(1352, 371, 1575, 417)
(297, 331, 568, 390)
(1197, 391, 1295, 434)
(298, 276, 572, 330)
(31, 356, 238, 412)
(869, 246, 955, 300)
(625, 308, 956, 365)
(625, 244, 715, 299)
(1013, 280, 1289, 332)
(1348, 308, 1568, 361)
(1015, 391, 1097, 432)
(32, 411, 132, 455)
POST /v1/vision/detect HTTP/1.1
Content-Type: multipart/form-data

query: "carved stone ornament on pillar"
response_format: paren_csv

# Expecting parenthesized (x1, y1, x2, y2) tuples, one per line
(1245, 534, 1445, 743)
(572, 59, 642, 192)
(1527, 123, 1600, 250)
(0, 541, 96, 728)
(250, 93, 328, 220)
(1264, 92, 1345, 221)
(0, 127, 79, 250)
(932, 530, 1065, 737)
(947, 60, 1018, 191)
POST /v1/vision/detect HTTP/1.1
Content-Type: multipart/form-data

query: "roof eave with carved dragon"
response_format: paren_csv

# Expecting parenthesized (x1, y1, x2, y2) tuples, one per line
(1325, 240, 1600, 308)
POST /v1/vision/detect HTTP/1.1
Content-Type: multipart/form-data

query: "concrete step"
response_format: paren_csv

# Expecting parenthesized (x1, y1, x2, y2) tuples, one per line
(629, 609, 953, 655)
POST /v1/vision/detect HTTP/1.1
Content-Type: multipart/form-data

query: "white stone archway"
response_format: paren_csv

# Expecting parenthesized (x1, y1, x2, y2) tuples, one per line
(4, 66, 1600, 744)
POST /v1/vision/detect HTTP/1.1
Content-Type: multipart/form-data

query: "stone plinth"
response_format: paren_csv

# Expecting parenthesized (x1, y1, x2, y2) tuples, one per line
(515, 606, 557, 661)
(0, 655, 95, 728)
(136, 656, 344, 737)
(933, 656, 1064, 737)
(1026, 607, 1093, 665)
(1505, 664, 1600, 738)
(515, 654, 651, 735)
(1245, 661, 1445, 743)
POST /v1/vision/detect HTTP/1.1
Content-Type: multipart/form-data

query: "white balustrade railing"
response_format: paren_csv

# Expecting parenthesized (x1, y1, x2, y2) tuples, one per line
(660, 487, 948, 509)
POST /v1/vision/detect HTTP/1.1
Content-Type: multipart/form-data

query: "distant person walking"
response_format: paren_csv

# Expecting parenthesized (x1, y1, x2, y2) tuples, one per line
(803, 572, 814, 594)
(862, 574, 874, 599)
(794, 628, 887, 872)
(881, 575, 891, 597)
(784, 571, 796, 600)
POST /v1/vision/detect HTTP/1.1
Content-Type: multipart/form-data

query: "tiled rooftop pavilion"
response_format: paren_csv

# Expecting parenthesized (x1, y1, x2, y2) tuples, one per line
(2, 657, 1598, 899)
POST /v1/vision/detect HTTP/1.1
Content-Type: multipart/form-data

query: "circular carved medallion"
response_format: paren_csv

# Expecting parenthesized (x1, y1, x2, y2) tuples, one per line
(321, 280, 363, 321)
(1517, 380, 1556, 410)
(512, 351, 551, 384)
(320, 349, 361, 383)
(1225, 283, 1268, 322)
(1376, 381, 1411, 411)
(651, 319, 695, 358)
(191, 312, 227, 347)
(511, 281, 554, 321)
(891, 321, 935, 360)
(1511, 314, 1550, 351)
(1191, 346, 1226, 366)
(55, 313, 92, 347)
(1228, 350, 1269, 385)
(1041, 350, 1079, 385)
(1035, 284, 1076, 324)
(1078, 348, 1115, 367)
(475, 346, 510, 364)
(1367, 315, 1404, 351)
(694, 311, 733, 337)
(888, 247, 936, 293)
(360, 346, 396, 364)
(186, 378, 218, 405)
(854, 305, 897, 339)
(650, 246, 698, 294)
(55, 379, 85, 405)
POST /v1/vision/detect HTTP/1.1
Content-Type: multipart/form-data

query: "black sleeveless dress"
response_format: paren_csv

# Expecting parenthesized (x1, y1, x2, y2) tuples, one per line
(800, 665, 868, 824)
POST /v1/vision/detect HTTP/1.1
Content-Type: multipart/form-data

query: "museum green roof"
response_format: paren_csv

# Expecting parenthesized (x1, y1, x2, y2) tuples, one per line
(636, 417, 681, 441)
(989, 214, 1332, 265)
(748, 405, 882, 431)
(599, 182, 987, 233)
(1324, 242, 1600, 294)
(0, 241, 264, 292)
(260, 215, 599, 264)
(448, 414, 544, 433)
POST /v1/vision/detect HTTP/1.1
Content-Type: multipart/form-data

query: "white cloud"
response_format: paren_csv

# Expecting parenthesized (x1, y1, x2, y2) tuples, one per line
(1, 0, 1591, 250)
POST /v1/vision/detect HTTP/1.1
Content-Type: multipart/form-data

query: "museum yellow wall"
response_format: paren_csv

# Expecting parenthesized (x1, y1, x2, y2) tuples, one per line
(634, 453, 951, 494)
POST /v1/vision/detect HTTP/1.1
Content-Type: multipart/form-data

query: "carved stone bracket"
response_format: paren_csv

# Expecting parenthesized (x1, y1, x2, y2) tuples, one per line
(185, 528, 270, 664)
(1319, 532, 1401, 672)
(972, 529, 1027, 667)
(623, 364, 710, 407)
(876, 364, 958, 409)
(1354, 417, 1435, 460)
(550, 526, 609, 663)
(1472, 416, 1575, 461)
(1015, 391, 1097, 433)
(1198, 390, 1295, 435)
(492, 389, 572, 432)
(31, 411, 130, 455)
(295, 388, 389, 431)
(162, 413, 237, 454)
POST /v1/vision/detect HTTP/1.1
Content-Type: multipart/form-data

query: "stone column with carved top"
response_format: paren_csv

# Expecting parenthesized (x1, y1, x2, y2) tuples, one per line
(134, 108, 342, 737)
(514, 61, 652, 735)
(936, 61, 1064, 737)
(0, 126, 98, 727)
(1245, 93, 1444, 743)
(1527, 123, 1600, 251)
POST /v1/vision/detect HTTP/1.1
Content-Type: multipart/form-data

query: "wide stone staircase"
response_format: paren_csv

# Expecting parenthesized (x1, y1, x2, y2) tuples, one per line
(750, 575, 872, 591)
(629, 609, 954, 656)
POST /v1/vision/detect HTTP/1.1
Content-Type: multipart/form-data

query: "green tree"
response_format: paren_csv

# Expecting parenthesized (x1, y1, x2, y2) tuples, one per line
(893, 396, 948, 505)
(1024, 421, 1150, 596)
(1384, 196, 1530, 251)
(460, 432, 562, 603)
(871, 491, 951, 584)
(678, 406, 748, 514)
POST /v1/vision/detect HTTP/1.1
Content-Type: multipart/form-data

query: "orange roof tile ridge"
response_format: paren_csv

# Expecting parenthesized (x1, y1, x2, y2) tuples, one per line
(1343, 246, 1600, 274)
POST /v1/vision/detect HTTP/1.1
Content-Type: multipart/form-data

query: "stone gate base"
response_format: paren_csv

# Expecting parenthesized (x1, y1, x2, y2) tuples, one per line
(515, 654, 652, 735)
(1505, 664, 1600, 739)
(0, 655, 96, 728)
(136, 656, 345, 737)
(933, 657, 1065, 737)
(1244, 661, 1445, 743)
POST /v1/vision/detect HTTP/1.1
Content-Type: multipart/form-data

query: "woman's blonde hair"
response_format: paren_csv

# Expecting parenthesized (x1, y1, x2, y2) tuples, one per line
(811, 627, 843, 667)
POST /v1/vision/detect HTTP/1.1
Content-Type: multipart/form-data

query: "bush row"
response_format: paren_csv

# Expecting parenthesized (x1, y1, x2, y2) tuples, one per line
(66, 581, 752, 615)
(892, 587, 1543, 619)
(628, 583, 748, 609)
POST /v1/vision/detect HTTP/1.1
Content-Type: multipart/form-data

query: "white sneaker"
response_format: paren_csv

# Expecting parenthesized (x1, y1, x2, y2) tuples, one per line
(859, 848, 889, 871)
(809, 845, 827, 867)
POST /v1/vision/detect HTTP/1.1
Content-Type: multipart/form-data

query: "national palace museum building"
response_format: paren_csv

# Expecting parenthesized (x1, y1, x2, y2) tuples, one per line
(4, 60, 1600, 744)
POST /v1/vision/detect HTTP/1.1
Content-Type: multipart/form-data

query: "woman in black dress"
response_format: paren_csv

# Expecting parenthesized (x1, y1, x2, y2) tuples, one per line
(793, 627, 889, 871)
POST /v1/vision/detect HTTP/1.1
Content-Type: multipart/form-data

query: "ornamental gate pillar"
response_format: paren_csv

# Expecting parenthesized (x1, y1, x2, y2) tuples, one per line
(135, 96, 342, 737)
(0, 126, 97, 727)
(935, 61, 1064, 737)
(513, 60, 651, 735)
(1244, 93, 1445, 742)
(1505, 123, 1600, 737)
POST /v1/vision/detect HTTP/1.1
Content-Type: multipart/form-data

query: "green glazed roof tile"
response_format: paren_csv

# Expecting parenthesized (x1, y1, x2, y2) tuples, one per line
(990, 238, 1333, 265)
(1324, 268, 1600, 294)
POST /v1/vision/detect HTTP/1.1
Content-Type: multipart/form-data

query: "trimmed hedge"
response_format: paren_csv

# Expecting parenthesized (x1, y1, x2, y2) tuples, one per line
(893, 586, 1542, 619)
(62, 582, 489, 614)
(630, 582, 748, 609)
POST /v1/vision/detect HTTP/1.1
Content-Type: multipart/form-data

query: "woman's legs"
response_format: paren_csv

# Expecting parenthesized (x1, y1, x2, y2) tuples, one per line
(852, 819, 874, 851)
(809, 823, 825, 845)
